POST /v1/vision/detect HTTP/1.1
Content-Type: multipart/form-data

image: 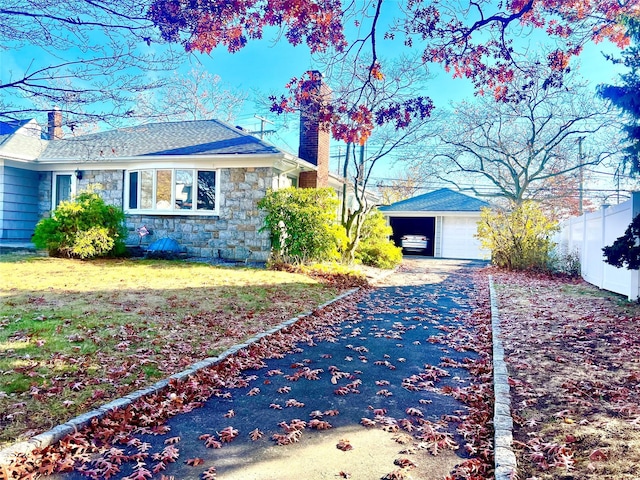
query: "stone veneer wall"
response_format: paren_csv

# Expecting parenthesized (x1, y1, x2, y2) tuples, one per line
(37, 170, 124, 218)
(126, 167, 273, 261)
(38, 172, 52, 218)
(37, 167, 274, 261)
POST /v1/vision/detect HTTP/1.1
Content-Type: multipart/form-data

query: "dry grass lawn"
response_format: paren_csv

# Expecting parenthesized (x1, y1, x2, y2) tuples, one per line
(491, 269, 640, 480)
(0, 256, 348, 447)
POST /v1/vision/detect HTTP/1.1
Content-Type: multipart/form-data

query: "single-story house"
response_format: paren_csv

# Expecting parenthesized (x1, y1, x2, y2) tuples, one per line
(0, 77, 339, 261)
(379, 188, 490, 260)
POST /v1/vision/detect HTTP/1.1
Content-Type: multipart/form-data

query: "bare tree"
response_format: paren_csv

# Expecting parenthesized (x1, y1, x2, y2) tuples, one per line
(135, 68, 247, 123)
(1, 0, 181, 129)
(305, 54, 436, 261)
(377, 164, 424, 205)
(339, 121, 434, 262)
(423, 64, 621, 210)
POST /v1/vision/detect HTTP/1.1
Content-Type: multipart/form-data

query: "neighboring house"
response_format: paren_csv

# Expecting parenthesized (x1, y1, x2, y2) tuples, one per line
(380, 188, 490, 260)
(0, 78, 337, 261)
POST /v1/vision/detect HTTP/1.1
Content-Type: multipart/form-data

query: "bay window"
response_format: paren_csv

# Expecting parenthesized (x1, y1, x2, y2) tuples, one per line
(126, 168, 218, 214)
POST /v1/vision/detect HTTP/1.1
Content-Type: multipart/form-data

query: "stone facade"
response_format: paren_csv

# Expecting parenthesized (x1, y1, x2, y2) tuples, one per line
(126, 167, 273, 261)
(38, 170, 125, 218)
(37, 167, 275, 261)
(38, 172, 52, 218)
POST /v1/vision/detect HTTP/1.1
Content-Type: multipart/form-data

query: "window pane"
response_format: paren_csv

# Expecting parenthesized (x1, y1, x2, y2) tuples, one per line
(156, 170, 172, 209)
(55, 174, 72, 206)
(197, 171, 216, 211)
(128, 172, 138, 209)
(140, 170, 153, 209)
(175, 170, 193, 210)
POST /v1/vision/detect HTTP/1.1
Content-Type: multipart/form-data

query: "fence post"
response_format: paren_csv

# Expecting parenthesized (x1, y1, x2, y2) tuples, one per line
(600, 207, 605, 292)
(581, 212, 587, 282)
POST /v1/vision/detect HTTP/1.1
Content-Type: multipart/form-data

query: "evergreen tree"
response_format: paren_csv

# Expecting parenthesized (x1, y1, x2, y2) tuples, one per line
(599, 17, 640, 173)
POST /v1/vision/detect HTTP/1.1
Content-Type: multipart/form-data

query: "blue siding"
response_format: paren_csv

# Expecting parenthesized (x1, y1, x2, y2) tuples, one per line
(0, 166, 40, 241)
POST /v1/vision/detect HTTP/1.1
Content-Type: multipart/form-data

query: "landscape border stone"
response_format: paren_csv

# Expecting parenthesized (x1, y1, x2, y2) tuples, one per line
(0, 287, 360, 470)
(489, 275, 518, 479)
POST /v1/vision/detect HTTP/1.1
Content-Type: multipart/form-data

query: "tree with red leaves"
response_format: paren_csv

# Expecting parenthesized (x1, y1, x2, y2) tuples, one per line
(147, 0, 638, 143)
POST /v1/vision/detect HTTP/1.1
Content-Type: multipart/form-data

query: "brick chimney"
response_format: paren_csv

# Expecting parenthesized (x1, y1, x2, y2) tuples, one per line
(298, 71, 330, 188)
(48, 108, 63, 140)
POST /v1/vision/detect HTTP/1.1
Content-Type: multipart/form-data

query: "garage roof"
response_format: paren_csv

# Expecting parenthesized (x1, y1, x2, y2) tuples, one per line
(380, 188, 489, 212)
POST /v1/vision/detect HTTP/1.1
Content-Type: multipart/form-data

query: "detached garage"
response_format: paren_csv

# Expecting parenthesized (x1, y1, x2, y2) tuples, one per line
(380, 188, 490, 260)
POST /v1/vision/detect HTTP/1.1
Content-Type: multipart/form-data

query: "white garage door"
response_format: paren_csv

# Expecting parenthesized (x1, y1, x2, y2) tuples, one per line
(441, 216, 488, 260)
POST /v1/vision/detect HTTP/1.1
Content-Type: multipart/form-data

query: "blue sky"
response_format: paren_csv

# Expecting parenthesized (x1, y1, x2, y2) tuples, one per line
(192, 32, 627, 177)
(0, 4, 630, 190)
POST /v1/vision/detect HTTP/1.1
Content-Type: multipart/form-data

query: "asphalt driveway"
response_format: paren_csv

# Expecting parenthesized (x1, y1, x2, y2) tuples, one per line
(52, 258, 490, 480)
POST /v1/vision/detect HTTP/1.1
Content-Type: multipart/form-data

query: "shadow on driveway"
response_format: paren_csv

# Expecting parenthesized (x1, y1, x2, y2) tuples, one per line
(54, 259, 491, 480)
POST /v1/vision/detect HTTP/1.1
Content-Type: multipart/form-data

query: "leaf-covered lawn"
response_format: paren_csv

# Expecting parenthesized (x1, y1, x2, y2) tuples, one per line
(0, 257, 346, 446)
(491, 270, 640, 479)
(2, 258, 494, 480)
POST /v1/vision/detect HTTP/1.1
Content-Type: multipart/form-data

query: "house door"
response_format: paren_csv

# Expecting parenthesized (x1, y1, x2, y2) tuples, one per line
(53, 173, 75, 207)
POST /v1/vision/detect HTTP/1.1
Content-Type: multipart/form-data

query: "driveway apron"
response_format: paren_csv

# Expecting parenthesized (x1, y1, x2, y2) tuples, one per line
(53, 258, 488, 480)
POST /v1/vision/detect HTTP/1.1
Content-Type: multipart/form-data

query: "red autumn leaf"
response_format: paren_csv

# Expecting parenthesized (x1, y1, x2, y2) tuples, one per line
(202, 466, 217, 480)
(589, 449, 608, 462)
(336, 439, 353, 451)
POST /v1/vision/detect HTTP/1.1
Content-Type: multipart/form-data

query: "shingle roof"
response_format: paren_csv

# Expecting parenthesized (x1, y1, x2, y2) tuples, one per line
(39, 119, 281, 161)
(0, 119, 48, 160)
(0, 119, 32, 137)
(379, 188, 489, 212)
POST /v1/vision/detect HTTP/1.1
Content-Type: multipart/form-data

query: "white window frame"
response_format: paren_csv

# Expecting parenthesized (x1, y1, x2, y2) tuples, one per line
(125, 168, 220, 216)
(52, 172, 76, 209)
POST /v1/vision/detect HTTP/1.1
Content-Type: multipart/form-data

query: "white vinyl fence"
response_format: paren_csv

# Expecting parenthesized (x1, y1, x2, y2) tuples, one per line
(557, 192, 640, 301)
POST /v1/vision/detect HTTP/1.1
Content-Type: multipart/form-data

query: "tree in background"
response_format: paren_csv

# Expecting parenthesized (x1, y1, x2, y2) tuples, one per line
(476, 202, 559, 271)
(1, 0, 182, 127)
(378, 165, 423, 205)
(422, 64, 618, 212)
(599, 16, 640, 174)
(4, 1, 636, 144)
(136, 68, 247, 123)
(274, 57, 436, 263)
(338, 115, 434, 263)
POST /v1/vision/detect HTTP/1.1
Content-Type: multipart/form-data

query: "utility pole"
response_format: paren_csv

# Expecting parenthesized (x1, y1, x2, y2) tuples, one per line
(615, 165, 621, 204)
(341, 143, 351, 225)
(578, 136, 584, 215)
(331, 146, 343, 176)
(253, 115, 275, 140)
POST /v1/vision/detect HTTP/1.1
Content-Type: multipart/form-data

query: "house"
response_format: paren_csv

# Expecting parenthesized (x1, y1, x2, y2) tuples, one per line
(0, 77, 337, 261)
(380, 188, 490, 260)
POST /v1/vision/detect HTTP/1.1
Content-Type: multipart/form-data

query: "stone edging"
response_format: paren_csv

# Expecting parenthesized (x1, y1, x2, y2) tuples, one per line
(0, 287, 361, 469)
(489, 275, 518, 479)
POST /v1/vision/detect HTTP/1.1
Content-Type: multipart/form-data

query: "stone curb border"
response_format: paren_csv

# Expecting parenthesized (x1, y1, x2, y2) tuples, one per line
(0, 287, 361, 469)
(489, 276, 517, 479)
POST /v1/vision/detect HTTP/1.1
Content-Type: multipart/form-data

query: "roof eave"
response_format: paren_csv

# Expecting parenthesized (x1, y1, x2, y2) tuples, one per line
(380, 210, 483, 216)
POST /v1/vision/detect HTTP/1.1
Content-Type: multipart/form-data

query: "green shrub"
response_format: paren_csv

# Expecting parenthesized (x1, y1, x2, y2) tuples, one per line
(258, 187, 346, 264)
(476, 201, 559, 271)
(33, 191, 128, 259)
(603, 213, 640, 270)
(354, 209, 402, 269)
